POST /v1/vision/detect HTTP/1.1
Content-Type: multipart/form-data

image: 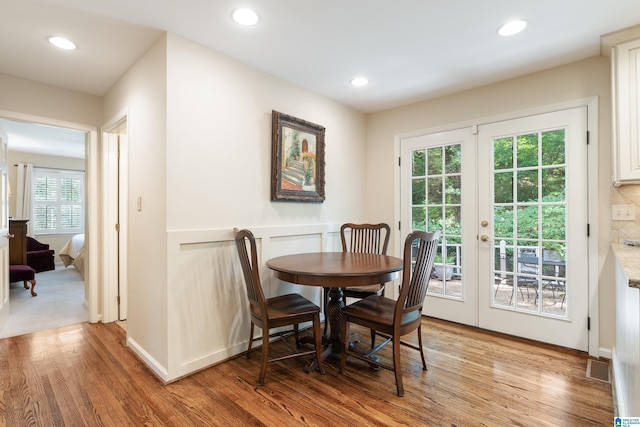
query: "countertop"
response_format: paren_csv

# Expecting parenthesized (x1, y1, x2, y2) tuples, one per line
(611, 243, 640, 288)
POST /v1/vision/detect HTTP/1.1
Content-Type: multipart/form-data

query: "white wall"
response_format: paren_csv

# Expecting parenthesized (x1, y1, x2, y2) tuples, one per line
(103, 35, 169, 371)
(365, 56, 615, 353)
(0, 73, 102, 125)
(104, 33, 367, 381)
(164, 34, 367, 230)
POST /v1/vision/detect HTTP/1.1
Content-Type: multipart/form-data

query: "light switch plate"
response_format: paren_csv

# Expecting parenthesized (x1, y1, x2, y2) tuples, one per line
(612, 204, 635, 220)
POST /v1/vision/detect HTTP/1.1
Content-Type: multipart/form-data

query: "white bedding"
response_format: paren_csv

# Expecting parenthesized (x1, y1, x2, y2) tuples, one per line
(59, 233, 85, 279)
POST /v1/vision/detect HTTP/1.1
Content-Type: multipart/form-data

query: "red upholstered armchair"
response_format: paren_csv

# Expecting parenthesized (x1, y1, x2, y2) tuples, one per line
(26, 236, 55, 273)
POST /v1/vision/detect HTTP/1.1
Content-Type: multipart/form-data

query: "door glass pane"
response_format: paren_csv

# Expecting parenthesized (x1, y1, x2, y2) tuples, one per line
(494, 172, 513, 203)
(445, 145, 461, 173)
(411, 144, 462, 300)
(445, 175, 461, 204)
(542, 130, 565, 165)
(412, 178, 425, 204)
(494, 206, 513, 238)
(412, 206, 425, 230)
(492, 128, 568, 317)
(493, 239, 514, 308)
(542, 168, 565, 199)
(427, 147, 442, 174)
(412, 150, 425, 176)
(428, 176, 443, 204)
(493, 137, 513, 170)
(517, 133, 538, 167)
(517, 170, 538, 202)
(517, 206, 538, 239)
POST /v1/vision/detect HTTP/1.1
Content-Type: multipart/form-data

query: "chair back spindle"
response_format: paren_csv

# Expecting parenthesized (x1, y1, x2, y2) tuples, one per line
(234, 229, 266, 315)
(396, 230, 440, 322)
(341, 223, 390, 255)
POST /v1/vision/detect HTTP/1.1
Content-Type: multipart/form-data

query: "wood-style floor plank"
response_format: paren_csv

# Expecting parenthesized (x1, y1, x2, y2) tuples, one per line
(0, 318, 613, 426)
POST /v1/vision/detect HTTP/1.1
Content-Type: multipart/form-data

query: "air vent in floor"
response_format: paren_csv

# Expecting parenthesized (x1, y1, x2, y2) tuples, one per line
(586, 359, 610, 383)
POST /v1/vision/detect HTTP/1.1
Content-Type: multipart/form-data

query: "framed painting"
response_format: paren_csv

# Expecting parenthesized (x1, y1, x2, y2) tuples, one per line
(271, 110, 325, 202)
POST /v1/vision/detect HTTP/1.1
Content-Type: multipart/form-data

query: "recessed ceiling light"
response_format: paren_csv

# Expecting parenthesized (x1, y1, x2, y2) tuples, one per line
(498, 19, 528, 37)
(350, 77, 369, 87)
(232, 8, 259, 26)
(48, 36, 76, 50)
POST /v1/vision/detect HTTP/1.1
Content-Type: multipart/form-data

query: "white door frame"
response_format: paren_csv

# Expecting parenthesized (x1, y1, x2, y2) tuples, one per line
(0, 109, 100, 323)
(102, 109, 129, 323)
(393, 97, 600, 357)
(0, 126, 10, 331)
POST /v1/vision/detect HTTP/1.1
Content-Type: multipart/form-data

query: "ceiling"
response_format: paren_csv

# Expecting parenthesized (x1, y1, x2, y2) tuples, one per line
(0, 119, 86, 159)
(1, 0, 640, 156)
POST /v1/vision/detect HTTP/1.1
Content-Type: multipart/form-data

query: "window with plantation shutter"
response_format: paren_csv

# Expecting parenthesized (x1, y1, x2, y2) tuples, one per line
(33, 168, 84, 235)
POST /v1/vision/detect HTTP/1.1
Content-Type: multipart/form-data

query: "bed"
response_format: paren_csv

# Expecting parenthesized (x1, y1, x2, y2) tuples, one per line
(59, 233, 85, 279)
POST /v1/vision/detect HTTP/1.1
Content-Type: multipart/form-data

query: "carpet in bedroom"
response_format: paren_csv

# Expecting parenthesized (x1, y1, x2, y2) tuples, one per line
(0, 266, 88, 339)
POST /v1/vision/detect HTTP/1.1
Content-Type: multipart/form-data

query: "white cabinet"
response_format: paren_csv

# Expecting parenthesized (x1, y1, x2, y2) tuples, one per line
(612, 37, 640, 186)
(613, 257, 640, 417)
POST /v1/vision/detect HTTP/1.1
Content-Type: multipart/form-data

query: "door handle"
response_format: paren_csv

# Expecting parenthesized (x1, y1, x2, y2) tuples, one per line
(480, 234, 490, 242)
(6, 233, 14, 239)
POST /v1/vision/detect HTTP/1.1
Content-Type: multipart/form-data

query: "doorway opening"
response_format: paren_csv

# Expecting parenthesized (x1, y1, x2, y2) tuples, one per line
(0, 111, 99, 337)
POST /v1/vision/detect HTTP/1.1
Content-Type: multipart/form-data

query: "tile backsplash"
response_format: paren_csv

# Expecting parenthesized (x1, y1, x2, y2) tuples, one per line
(611, 184, 640, 243)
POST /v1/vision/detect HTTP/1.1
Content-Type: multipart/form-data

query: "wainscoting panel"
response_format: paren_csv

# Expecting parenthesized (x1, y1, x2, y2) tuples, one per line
(166, 224, 341, 381)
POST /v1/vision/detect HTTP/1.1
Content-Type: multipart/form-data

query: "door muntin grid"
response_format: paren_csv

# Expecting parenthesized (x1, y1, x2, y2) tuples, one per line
(411, 144, 462, 299)
(491, 129, 568, 318)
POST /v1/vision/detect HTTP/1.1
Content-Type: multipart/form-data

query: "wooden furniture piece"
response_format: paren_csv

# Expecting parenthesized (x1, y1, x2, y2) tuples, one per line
(26, 236, 55, 272)
(266, 250, 403, 366)
(323, 223, 390, 337)
(234, 229, 324, 385)
(9, 219, 28, 265)
(9, 264, 37, 297)
(339, 230, 439, 396)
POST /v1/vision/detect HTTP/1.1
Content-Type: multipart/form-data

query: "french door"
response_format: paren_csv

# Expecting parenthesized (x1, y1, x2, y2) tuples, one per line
(400, 107, 589, 350)
(400, 128, 477, 326)
(477, 108, 588, 350)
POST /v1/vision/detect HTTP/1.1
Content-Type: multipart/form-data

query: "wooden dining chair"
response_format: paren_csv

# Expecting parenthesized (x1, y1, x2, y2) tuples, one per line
(323, 223, 390, 337)
(339, 229, 440, 396)
(234, 229, 325, 385)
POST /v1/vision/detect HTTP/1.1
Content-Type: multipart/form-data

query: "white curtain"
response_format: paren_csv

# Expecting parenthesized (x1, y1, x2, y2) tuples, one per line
(15, 163, 34, 236)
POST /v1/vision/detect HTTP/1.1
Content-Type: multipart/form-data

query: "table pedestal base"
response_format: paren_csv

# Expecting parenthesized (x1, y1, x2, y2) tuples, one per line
(302, 287, 366, 373)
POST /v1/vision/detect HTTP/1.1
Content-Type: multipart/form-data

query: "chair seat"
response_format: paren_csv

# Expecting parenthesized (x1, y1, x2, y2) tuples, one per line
(343, 295, 422, 332)
(266, 293, 321, 320)
(343, 284, 384, 294)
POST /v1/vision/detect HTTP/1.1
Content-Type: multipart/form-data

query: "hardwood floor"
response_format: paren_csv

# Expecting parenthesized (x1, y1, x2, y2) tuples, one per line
(0, 318, 613, 426)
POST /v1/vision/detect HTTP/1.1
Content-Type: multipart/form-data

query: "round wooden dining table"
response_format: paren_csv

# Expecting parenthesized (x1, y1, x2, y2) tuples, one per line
(266, 252, 403, 365)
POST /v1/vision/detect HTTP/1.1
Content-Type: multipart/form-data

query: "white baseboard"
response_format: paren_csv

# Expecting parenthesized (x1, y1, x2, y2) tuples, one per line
(612, 349, 625, 417)
(599, 347, 612, 359)
(127, 336, 169, 383)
